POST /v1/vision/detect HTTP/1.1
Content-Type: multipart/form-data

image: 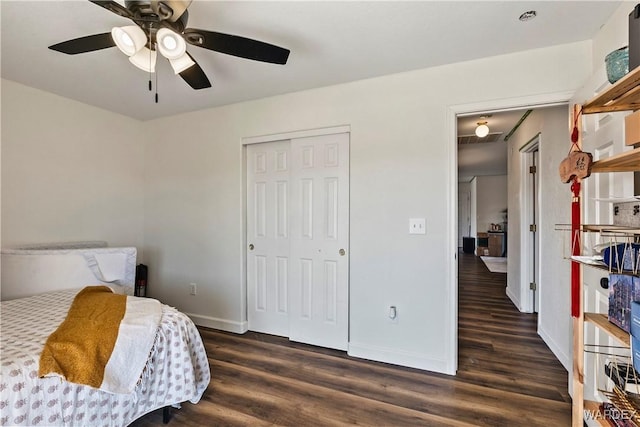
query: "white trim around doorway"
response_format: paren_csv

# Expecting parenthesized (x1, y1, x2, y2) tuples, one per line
(447, 91, 573, 374)
(519, 134, 541, 314)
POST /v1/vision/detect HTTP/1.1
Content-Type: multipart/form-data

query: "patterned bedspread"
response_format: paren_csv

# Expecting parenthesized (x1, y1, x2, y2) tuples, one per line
(0, 289, 210, 426)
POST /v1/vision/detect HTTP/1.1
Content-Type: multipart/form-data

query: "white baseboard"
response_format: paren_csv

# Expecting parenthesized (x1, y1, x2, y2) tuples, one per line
(185, 312, 248, 334)
(348, 341, 454, 375)
(538, 325, 571, 372)
(506, 286, 524, 312)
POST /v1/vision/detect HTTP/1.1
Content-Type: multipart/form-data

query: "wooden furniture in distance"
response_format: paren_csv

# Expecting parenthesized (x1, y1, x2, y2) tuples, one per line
(476, 232, 489, 256)
(488, 232, 505, 257)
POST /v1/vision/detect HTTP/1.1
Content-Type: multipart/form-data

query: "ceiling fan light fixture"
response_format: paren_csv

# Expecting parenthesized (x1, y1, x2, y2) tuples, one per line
(475, 122, 490, 138)
(129, 47, 157, 73)
(157, 28, 187, 60)
(111, 26, 147, 56)
(169, 54, 196, 74)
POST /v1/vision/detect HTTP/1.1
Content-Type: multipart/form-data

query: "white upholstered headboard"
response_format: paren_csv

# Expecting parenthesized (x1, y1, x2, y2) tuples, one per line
(1, 247, 137, 300)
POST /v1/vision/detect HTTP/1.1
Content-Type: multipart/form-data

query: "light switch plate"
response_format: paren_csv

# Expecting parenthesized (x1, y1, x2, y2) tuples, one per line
(409, 218, 426, 234)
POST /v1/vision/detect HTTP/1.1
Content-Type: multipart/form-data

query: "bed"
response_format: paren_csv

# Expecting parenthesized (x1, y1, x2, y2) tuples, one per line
(0, 247, 210, 426)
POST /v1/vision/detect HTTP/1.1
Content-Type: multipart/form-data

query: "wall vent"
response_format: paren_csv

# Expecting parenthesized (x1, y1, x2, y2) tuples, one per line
(457, 132, 503, 145)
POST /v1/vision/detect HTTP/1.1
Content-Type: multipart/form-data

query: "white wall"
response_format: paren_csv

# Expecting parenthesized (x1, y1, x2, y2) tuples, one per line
(538, 107, 575, 372)
(475, 175, 507, 234)
(0, 40, 593, 374)
(142, 41, 591, 373)
(1, 80, 146, 253)
(506, 105, 572, 370)
(3, 32, 614, 375)
(591, 1, 636, 73)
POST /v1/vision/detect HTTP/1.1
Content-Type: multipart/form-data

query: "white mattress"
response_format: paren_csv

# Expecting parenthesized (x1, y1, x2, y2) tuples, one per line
(0, 289, 210, 426)
(1, 247, 137, 300)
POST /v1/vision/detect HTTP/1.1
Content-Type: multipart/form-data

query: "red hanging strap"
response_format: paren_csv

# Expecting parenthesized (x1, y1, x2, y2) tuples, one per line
(571, 179, 581, 318)
(569, 106, 582, 150)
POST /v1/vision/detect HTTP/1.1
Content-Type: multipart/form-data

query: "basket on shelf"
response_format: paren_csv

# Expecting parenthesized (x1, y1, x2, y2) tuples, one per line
(588, 344, 640, 425)
(603, 385, 640, 424)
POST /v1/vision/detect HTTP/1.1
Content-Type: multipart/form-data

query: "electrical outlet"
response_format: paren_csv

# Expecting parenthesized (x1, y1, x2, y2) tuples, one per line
(409, 218, 426, 234)
(190, 283, 197, 296)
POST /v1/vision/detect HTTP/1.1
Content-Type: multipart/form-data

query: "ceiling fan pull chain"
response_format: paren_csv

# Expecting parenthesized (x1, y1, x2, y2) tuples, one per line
(148, 43, 153, 92)
(155, 60, 159, 104)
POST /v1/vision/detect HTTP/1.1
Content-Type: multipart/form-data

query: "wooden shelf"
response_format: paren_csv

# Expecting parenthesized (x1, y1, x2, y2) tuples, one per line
(555, 223, 640, 234)
(591, 147, 640, 173)
(570, 256, 639, 276)
(584, 312, 630, 347)
(583, 66, 640, 114)
(581, 224, 640, 234)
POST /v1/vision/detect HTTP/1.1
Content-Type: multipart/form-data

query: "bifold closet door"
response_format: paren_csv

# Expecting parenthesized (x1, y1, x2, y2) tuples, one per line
(289, 133, 349, 351)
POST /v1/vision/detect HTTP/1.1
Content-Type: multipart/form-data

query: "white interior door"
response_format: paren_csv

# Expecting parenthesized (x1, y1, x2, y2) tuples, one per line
(246, 133, 350, 351)
(246, 141, 291, 337)
(289, 133, 349, 351)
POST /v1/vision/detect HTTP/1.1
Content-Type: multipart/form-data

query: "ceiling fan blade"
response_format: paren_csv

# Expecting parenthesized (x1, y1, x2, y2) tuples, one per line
(151, 0, 192, 23)
(89, 0, 134, 19)
(183, 29, 290, 65)
(48, 33, 115, 55)
(178, 54, 211, 90)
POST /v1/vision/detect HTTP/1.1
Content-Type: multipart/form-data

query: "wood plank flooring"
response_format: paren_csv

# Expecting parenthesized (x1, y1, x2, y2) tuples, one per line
(131, 251, 571, 426)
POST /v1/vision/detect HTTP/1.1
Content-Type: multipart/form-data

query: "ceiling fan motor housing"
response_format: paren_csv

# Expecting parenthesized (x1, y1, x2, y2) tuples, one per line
(123, 1, 189, 36)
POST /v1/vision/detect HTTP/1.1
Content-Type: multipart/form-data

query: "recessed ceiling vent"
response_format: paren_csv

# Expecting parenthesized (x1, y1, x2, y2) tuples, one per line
(458, 132, 503, 145)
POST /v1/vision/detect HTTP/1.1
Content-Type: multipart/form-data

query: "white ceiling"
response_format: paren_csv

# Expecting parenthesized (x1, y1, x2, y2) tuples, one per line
(457, 109, 534, 182)
(1, 1, 622, 121)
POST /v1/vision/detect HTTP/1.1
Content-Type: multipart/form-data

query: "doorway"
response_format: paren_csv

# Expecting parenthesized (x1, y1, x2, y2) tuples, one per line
(449, 92, 573, 372)
(458, 186, 471, 249)
(520, 136, 541, 313)
(245, 130, 350, 351)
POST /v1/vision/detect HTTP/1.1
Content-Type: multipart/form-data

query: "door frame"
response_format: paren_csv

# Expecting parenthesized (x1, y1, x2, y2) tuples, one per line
(241, 125, 351, 336)
(458, 185, 471, 248)
(519, 134, 541, 313)
(448, 91, 572, 373)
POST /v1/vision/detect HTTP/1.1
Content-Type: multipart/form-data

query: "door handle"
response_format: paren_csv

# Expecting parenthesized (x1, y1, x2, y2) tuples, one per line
(249, 244, 255, 251)
(339, 248, 346, 256)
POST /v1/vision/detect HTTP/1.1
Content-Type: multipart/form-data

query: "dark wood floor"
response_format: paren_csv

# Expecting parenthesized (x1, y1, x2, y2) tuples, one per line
(131, 252, 571, 426)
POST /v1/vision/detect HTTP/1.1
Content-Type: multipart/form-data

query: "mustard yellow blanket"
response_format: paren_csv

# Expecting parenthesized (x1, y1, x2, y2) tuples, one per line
(39, 286, 162, 394)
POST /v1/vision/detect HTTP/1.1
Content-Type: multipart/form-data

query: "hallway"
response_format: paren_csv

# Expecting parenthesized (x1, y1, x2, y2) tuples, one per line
(458, 250, 571, 421)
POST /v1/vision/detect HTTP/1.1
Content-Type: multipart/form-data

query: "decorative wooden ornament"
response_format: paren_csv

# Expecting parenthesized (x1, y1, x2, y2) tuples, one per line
(559, 151, 593, 183)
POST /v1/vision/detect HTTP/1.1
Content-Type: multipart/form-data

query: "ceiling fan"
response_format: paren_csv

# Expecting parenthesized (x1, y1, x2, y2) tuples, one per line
(48, 0, 291, 90)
